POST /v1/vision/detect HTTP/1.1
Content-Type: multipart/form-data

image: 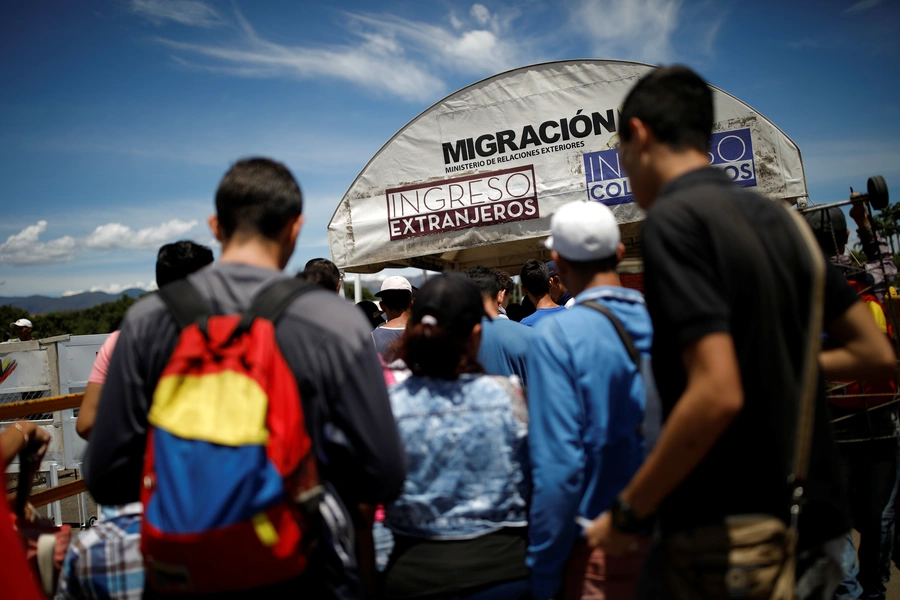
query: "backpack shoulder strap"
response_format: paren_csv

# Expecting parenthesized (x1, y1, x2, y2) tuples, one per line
(156, 278, 214, 331)
(582, 299, 641, 367)
(250, 278, 320, 323)
(227, 278, 320, 341)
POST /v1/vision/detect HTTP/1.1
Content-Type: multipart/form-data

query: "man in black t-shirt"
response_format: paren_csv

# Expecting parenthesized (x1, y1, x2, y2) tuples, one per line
(584, 66, 895, 597)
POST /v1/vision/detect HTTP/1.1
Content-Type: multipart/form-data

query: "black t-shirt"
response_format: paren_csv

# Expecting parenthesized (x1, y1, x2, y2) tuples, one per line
(642, 167, 858, 549)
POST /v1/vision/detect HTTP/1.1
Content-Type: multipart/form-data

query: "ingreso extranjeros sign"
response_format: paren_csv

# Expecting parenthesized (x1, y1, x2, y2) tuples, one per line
(328, 60, 806, 272)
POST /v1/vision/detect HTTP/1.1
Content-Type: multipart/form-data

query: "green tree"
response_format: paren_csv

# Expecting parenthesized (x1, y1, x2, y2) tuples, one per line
(0, 305, 30, 340)
(343, 283, 377, 302)
(21, 296, 139, 338)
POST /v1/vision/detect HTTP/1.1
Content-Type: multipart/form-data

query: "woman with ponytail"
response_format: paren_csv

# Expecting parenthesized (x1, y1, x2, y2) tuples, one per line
(381, 272, 530, 600)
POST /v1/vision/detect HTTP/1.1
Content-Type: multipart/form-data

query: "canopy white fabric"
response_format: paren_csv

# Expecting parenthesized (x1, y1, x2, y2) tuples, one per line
(327, 60, 806, 273)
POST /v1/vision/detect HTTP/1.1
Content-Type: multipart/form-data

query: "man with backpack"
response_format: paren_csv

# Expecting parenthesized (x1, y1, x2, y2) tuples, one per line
(526, 200, 654, 600)
(85, 157, 406, 599)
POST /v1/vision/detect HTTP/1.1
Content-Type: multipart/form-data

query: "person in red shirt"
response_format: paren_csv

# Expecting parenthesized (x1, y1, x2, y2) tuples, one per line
(1, 420, 50, 600)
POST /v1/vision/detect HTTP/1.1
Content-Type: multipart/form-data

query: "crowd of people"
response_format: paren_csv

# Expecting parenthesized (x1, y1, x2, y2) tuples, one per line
(2, 65, 898, 600)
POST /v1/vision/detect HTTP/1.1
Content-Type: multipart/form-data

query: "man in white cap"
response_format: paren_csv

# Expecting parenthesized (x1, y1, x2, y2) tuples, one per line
(527, 200, 654, 600)
(372, 275, 413, 358)
(8, 318, 34, 342)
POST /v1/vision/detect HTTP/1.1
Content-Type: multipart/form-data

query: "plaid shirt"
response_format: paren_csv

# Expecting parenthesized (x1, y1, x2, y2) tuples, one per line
(58, 503, 144, 600)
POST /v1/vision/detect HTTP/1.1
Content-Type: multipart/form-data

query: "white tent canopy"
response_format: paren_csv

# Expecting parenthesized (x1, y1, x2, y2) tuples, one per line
(328, 60, 806, 274)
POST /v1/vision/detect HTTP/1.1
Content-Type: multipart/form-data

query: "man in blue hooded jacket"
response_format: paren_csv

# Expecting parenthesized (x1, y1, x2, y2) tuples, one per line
(527, 200, 653, 599)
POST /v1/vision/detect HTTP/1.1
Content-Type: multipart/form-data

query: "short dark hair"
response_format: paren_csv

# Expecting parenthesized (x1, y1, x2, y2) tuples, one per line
(300, 258, 341, 291)
(379, 289, 412, 312)
(803, 207, 848, 257)
(156, 240, 214, 287)
(495, 269, 514, 294)
(466, 266, 500, 299)
(520, 259, 549, 297)
(305, 258, 339, 276)
(215, 157, 303, 240)
(299, 263, 341, 292)
(620, 66, 713, 154)
(356, 300, 384, 330)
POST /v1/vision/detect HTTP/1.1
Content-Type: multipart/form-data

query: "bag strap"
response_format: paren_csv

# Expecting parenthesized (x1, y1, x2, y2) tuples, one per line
(767, 203, 828, 600)
(784, 206, 827, 487)
(156, 278, 213, 332)
(582, 299, 641, 367)
(228, 278, 319, 341)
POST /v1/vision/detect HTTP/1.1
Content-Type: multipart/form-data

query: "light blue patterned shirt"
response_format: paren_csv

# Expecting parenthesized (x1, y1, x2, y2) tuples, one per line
(385, 373, 529, 540)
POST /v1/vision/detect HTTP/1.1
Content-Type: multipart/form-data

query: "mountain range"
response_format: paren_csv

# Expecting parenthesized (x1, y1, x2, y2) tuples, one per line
(1, 272, 433, 315)
(0, 289, 148, 315)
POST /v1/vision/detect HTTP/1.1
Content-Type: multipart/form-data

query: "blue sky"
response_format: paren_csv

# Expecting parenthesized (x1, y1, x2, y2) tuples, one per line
(1, 0, 898, 296)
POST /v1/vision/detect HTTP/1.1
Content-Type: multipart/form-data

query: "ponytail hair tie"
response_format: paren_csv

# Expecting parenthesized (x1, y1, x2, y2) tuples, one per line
(420, 315, 439, 326)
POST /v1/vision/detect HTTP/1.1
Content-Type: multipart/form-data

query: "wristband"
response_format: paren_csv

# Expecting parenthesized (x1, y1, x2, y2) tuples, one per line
(610, 495, 653, 534)
(14, 422, 29, 445)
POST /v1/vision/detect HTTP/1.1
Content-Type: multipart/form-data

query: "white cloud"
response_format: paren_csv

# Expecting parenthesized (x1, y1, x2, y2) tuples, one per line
(129, 0, 224, 27)
(570, 0, 682, 64)
(0, 221, 78, 266)
(84, 219, 198, 250)
(62, 280, 158, 297)
(470, 4, 492, 27)
(844, 0, 882, 14)
(0, 219, 199, 267)
(348, 11, 522, 77)
(150, 4, 530, 102)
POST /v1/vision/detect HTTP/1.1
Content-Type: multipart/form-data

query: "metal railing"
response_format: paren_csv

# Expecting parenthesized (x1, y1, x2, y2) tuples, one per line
(2, 392, 87, 525)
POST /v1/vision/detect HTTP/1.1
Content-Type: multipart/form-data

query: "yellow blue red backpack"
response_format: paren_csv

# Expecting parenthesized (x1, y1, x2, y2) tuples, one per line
(140, 277, 323, 594)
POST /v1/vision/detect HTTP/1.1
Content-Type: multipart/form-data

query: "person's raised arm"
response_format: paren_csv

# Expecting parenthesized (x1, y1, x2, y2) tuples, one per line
(2, 420, 50, 467)
(76, 331, 120, 440)
(84, 300, 172, 505)
(76, 383, 102, 440)
(820, 300, 895, 381)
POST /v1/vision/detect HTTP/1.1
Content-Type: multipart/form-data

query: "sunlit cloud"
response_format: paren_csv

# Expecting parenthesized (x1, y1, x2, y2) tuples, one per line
(569, 0, 682, 64)
(0, 219, 198, 267)
(62, 281, 158, 297)
(149, 4, 530, 102)
(129, 0, 225, 28)
(84, 219, 198, 250)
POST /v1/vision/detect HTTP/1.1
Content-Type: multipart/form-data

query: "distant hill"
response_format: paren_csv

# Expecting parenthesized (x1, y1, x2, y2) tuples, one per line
(0, 288, 148, 315)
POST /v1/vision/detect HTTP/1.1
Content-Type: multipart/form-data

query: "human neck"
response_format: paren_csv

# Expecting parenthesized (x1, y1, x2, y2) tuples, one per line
(534, 293, 558, 310)
(218, 236, 285, 271)
(384, 311, 409, 328)
(569, 271, 621, 296)
(653, 148, 710, 191)
(482, 297, 500, 318)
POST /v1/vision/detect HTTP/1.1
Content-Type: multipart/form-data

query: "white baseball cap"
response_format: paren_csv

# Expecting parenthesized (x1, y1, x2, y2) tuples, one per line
(375, 276, 412, 296)
(544, 201, 620, 261)
(11, 318, 32, 328)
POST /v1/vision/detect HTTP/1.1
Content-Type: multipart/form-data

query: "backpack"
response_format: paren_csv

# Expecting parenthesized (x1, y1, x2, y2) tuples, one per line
(140, 277, 323, 594)
(583, 299, 662, 453)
